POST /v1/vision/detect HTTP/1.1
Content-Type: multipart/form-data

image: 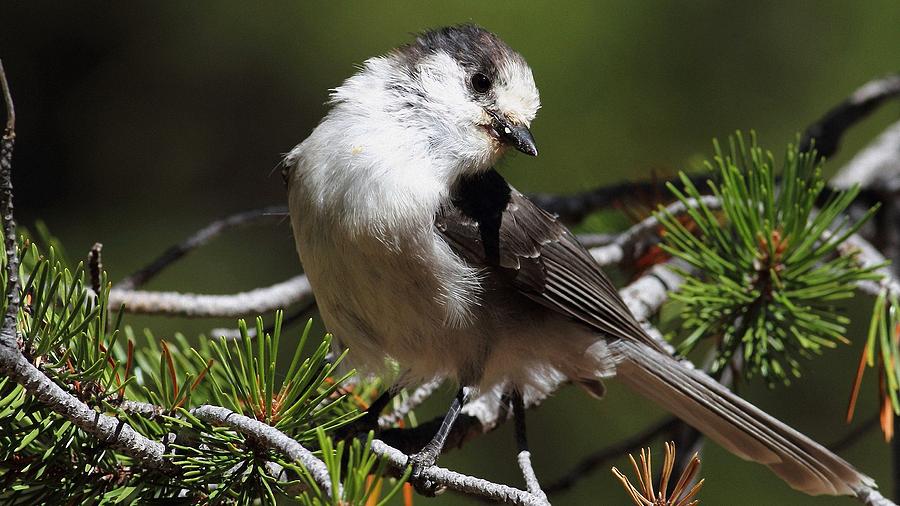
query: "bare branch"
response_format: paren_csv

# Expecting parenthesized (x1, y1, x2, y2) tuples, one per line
(191, 405, 339, 499)
(0, 60, 13, 132)
(801, 74, 900, 160)
(544, 417, 679, 495)
(831, 119, 900, 195)
(0, 58, 19, 343)
(116, 205, 289, 290)
(512, 393, 547, 502)
(0, 352, 169, 468)
(368, 438, 549, 506)
(379, 378, 443, 429)
(88, 242, 103, 294)
(830, 414, 880, 454)
(840, 233, 900, 299)
(108, 274, 313, 317)
(588, 196, 721, 267)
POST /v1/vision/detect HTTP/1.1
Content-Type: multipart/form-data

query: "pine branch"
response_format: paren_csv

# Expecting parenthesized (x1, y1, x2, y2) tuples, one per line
(191, 405, 339, 500)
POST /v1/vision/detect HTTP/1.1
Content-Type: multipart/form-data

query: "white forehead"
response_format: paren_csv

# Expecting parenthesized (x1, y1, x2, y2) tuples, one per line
(495, 58, 540, 125)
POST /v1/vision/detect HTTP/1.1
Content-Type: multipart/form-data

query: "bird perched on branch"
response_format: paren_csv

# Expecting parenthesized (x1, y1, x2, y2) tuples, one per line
(286, 24, 875, 499)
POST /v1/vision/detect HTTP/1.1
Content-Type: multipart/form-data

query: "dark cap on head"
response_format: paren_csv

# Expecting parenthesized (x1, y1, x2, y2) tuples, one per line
(395, 25, 527, 83)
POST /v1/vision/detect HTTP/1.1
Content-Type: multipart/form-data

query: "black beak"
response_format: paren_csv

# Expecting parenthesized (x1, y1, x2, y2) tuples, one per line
(491, 113, 538, 156)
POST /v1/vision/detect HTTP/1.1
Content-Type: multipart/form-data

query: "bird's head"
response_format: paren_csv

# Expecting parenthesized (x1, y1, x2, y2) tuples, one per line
(331, 25, 540, 177)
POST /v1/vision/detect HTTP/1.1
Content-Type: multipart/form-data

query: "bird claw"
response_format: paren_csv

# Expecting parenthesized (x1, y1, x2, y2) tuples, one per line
(406, 451, 444, 496)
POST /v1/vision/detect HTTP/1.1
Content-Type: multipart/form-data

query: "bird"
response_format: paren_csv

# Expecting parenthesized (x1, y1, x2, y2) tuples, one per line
(285, 24, 876, 499)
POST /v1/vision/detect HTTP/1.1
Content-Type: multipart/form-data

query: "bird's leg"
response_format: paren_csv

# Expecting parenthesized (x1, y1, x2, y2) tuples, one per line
(334, 389, 394, 441)
(512, 390, 547, 501)
(407, 386, 471, 494)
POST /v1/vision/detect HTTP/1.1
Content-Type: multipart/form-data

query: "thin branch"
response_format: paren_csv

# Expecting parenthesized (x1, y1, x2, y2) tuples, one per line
(191, 405, 339, 500)
(512, 392, 547, 502)
(88, 242, 103, 294)
(0, 58, 19, 346)
(116, 205, 289, 290)
(210, 302, 316, 340)
(830, 120, 900, 194)
(529, 174, 710, 226)
(0, 60, 13, 132)
(830, 414, 881, 454)
(379, 378, 443, 429)
(588, 196, 721, 267)
(840, 233, 900, 299)
(544, 417, 679, 495)
(108, 274, 313, 317)
(368, 438, 548, 506)
(801, 73, 900, 160)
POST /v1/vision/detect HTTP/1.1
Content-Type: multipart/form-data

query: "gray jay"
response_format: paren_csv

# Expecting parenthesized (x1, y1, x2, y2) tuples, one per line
(286, 24, 874, 498)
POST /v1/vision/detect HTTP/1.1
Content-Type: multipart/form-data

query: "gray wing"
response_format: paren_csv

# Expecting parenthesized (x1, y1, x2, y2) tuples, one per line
(434, 169, 663, 352)
(434, 169, 874, 497)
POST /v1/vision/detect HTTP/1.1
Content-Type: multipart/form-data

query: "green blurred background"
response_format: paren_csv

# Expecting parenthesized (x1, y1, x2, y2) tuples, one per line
(2, 2, 899, 504)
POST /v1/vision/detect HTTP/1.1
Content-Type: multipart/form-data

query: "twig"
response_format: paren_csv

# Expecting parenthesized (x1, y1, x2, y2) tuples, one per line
(588, 196, 721, 267)
(0, 60, 13, 132)
(829, 414, 880, 453)
(529, 173, 710, 226)
(512, 392, 547, 502)
(88, 242, 103, 294)
(840, 233, 900, 300)
(108, 274, 313, 317)
(830, 120, 900, 193)
(0, 59, 19, 344)
(368, 438, 548, 506)
(115, 205, 288, 290)
(191, 405, 339, 500)
(543, 417, 679, 495)
(379, 378, 442, 429)
(801, 73, 900, 160)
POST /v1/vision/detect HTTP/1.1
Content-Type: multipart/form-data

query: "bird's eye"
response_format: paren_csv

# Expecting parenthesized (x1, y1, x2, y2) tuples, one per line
(471, 73, 492, 94)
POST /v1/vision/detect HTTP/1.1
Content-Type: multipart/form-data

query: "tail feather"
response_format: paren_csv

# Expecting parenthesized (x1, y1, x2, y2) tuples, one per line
(609, 339, 875, 496)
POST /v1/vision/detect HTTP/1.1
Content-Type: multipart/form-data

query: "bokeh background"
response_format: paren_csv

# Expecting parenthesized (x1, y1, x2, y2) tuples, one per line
(2, 2, 900, 504)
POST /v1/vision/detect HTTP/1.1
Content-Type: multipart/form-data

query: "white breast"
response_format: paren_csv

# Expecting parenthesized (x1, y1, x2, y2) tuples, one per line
(286, 108, 484, 385)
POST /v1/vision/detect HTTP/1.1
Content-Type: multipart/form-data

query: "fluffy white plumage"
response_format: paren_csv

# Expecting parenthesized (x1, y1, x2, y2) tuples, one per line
(285, 28, 607, 394)
(285, 26, 877, 498)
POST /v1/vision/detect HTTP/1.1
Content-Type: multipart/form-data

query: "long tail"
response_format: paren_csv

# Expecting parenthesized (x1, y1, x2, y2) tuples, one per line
(608, 339, 876, 497)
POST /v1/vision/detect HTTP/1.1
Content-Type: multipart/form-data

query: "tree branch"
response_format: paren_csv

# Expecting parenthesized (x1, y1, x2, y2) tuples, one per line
(116, 206, 289, 290)
(191, 405, 339, 500)
(543, 417, 680, 495)
(801, 74, 900, 160)
(368, 438, 549, 506)
(830, 120, 900, 194)
(379, 378, 443, 429)
(108, 274, 313, 317)
(588, 196, 721, 267)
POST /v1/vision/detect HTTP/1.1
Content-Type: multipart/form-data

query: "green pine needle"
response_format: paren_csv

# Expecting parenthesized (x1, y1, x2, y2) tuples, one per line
(658, 132, 882, 385)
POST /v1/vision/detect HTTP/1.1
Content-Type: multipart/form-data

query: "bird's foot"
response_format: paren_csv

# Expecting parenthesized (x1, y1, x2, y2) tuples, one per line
(406, 450, 444, 496)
